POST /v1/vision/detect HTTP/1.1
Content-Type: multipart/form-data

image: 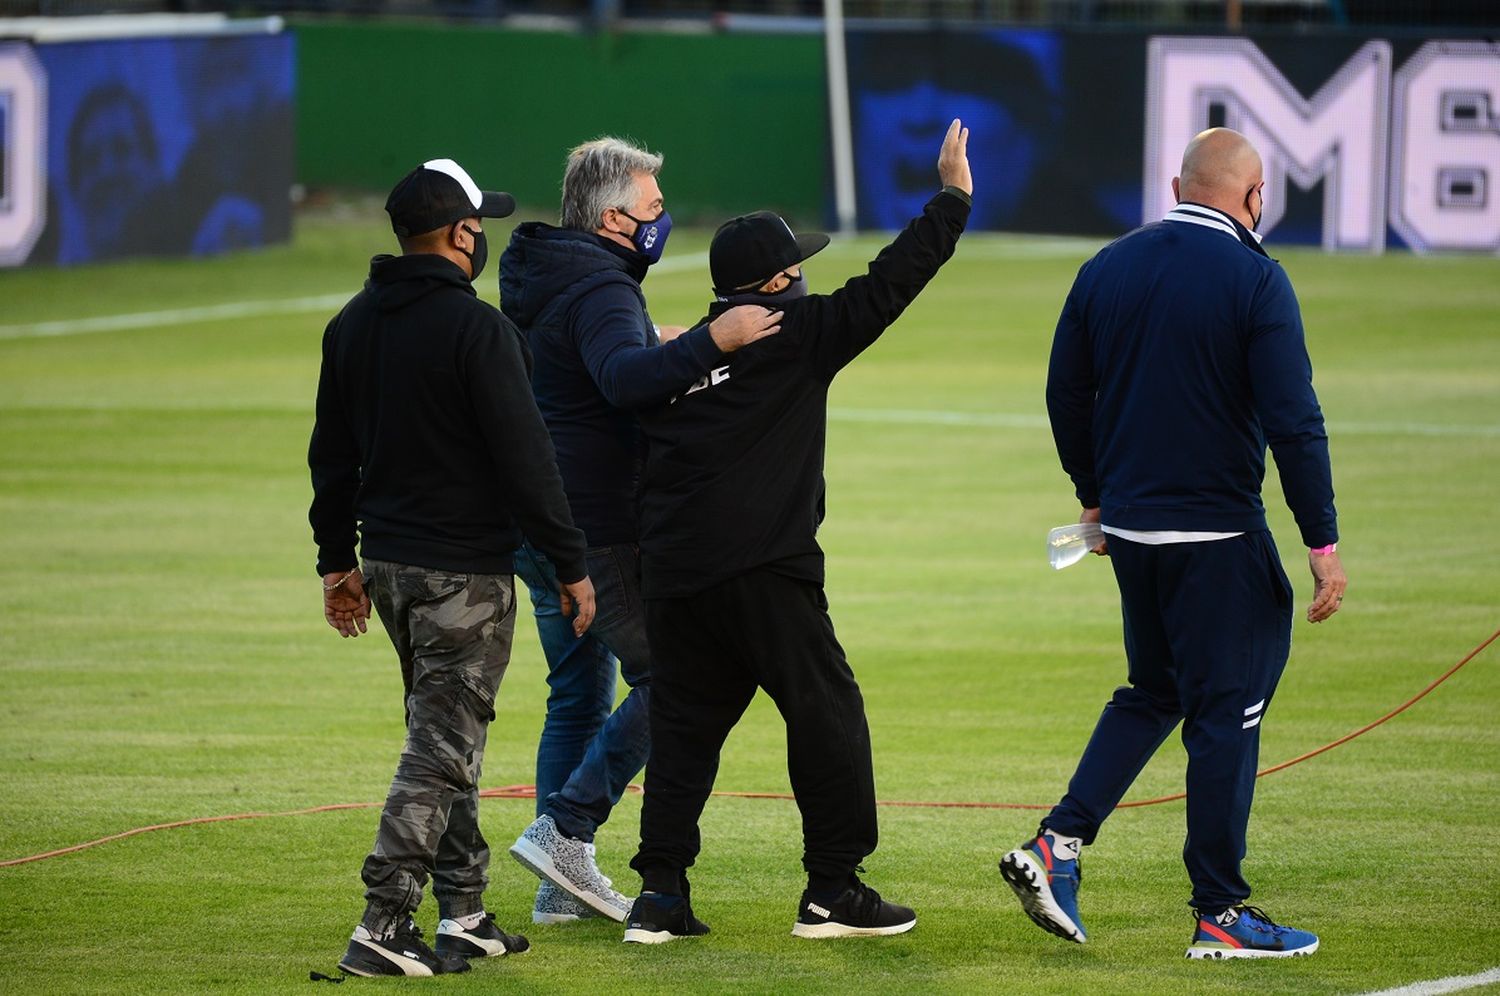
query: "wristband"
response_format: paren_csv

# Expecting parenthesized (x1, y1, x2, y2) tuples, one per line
(1309, 543, 1337, 556)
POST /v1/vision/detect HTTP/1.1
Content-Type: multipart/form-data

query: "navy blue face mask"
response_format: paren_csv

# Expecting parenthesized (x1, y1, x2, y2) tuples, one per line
(622, 209, 672, 265)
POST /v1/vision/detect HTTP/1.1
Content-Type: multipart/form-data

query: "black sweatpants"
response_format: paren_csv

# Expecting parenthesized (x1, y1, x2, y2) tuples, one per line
(631, 568, 878, 893)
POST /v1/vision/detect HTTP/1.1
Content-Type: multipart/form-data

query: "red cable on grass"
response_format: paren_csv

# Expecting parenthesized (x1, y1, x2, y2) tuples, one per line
(3, 626, 1495, 869)
(1118, 622, 1499, 807)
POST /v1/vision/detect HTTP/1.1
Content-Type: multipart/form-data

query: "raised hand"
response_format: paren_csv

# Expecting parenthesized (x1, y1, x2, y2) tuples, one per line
(938, 118, 973, 196)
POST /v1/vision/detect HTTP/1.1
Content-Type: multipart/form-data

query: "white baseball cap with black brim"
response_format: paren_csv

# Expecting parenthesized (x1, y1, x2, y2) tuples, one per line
(385, 158, 516, 238)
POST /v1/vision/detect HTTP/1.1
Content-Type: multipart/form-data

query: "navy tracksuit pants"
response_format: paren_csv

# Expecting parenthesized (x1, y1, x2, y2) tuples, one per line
(1044, 530, 1294, 913)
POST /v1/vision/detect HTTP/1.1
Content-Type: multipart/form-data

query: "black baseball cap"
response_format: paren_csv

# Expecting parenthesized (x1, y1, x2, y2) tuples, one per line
(385, 158, 516, 238)
(710, 211, 830, 294)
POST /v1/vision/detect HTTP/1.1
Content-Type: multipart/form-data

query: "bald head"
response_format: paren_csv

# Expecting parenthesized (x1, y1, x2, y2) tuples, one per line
(1173, 128, 1265, 228)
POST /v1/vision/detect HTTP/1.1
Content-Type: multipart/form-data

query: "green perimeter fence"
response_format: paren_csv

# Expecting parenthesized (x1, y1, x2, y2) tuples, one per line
(294, 21, 829, 225)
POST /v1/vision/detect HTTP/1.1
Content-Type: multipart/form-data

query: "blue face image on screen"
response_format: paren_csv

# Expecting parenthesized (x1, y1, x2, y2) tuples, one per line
(850, 29, 1064, 232)
(65, 81, 165, 261)
(37, 32, 293, 265)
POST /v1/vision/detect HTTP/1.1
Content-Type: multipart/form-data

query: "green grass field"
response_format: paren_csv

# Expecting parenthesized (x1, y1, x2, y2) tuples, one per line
(1, 207, 1497, 995)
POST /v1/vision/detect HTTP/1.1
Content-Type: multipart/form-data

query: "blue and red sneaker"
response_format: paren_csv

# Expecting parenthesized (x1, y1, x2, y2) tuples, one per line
(999, 829, 1086, 943)
(1186, 905, 1319, 959)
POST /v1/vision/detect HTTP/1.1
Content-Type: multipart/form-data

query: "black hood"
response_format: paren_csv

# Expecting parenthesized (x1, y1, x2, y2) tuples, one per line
(499, 223, 648, 330)
(366, 253, 475, 313)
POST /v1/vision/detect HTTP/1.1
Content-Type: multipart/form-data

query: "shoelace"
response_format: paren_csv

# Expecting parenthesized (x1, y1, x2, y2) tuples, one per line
(848, 881, 885, 920)
(1235, 905, 1290, 935)
(391, 918, 441, 957)
(1029, 828, 1083, 887)
(1042, 844, 1084, 889)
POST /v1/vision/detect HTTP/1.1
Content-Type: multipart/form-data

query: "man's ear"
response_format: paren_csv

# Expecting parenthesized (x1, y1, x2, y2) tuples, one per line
(1171, 176, 1181, 204)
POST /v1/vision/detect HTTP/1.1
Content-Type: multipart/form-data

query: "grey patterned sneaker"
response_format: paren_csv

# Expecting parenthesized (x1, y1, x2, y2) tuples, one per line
(509, 814, 632, 922)
(533, 881, 600, 924)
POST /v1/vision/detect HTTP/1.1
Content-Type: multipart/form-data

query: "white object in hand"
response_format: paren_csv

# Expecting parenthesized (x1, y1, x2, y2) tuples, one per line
(1048, 522, 1105, 570)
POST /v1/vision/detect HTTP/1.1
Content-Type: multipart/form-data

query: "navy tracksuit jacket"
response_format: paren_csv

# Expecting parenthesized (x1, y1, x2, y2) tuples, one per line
(1043, 202, 1338, 912)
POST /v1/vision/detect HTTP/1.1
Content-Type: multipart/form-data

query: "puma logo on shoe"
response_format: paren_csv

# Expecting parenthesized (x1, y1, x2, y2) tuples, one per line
(791, 882, 917, 939)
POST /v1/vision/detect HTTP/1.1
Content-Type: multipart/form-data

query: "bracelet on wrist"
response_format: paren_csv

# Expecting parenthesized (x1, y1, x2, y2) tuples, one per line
(1309, 543, 1337, 556)
(323, 568, 358, 592)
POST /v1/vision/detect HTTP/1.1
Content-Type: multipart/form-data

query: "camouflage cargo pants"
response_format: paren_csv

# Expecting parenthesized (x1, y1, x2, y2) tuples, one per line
(358, 558, 516, 934)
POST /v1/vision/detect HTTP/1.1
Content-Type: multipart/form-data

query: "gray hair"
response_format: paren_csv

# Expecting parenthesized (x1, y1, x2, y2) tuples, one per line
(560, 137, 664, 232)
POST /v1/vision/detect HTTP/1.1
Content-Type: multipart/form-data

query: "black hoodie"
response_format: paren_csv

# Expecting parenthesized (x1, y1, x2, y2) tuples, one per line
(637, 189, 970, 598)
(308, 252, 586, 582)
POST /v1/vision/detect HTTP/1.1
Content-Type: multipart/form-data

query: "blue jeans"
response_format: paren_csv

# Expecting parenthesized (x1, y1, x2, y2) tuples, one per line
(513, 541, 652, 843)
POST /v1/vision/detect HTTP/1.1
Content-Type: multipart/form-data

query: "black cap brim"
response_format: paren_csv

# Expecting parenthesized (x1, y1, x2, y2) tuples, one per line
(477, 191, 517, 219)
(794, 232, 830, 266)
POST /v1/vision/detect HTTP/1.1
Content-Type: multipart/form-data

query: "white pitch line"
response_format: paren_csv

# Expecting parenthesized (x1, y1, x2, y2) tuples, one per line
(830, 407, 1048, 430)
(2, 256, 1497, 441)
(1357, 966, 1500, 996)
(0, 250, 714, 340)
(1334, 420, 1500, 438)
(0, 236, 1098, 342)
(817, 235, 1102, 259)
(0, 253, 715, 341)
(827, 407, 1500, 439)
(0, 294, 353, 340)
(0, 400, 1494, 441)
(636, 251, 709, 274)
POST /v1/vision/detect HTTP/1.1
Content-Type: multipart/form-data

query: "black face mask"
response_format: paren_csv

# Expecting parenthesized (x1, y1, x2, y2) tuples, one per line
(1245, 185, 1263, 233)
(459, 224, 488, 282)
(722, 271, 809, 308)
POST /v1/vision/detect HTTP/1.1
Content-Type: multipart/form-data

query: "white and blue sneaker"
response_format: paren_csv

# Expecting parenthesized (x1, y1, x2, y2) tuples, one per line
(999, 829, 1087, 943)
(1186, 905, 1319, 959)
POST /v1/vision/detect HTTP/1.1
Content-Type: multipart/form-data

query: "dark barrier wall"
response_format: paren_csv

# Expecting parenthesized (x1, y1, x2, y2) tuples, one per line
(0, 32, 294, 267)
(294, 22, 827, 226)
(298, 22, 1496, 253)
(847, 29, 1500, 252)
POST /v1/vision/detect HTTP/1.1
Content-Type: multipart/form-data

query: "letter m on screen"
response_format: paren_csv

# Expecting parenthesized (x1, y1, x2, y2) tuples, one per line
(1142, 37, 1392, 252)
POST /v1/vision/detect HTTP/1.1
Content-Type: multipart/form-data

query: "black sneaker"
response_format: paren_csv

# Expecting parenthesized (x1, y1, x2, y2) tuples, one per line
(338, 917, 471, 977)
(791, 881, 917, 939)
(435, 912, 530, 958)
(622, 891, 711, 944)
